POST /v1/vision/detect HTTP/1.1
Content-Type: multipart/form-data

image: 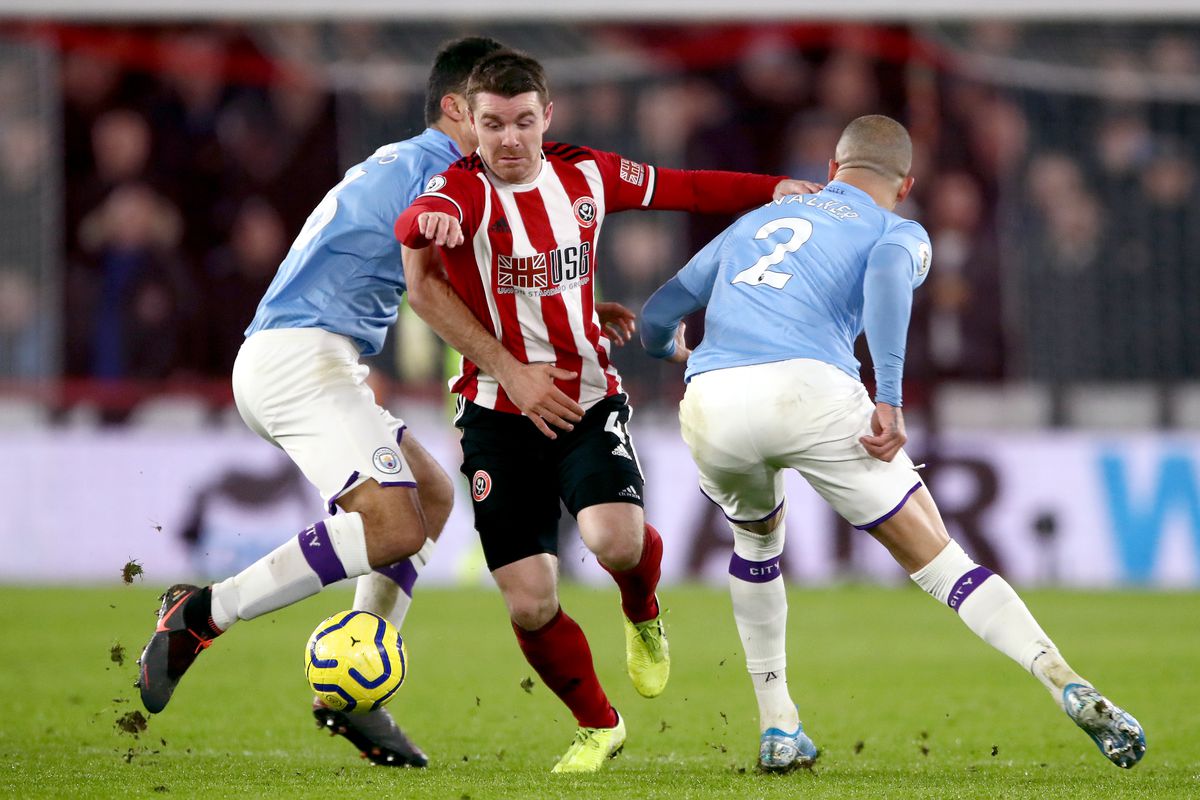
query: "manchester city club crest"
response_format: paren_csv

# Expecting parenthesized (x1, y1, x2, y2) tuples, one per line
(372, 447, 402, 474)
(917, 242, 932, 277)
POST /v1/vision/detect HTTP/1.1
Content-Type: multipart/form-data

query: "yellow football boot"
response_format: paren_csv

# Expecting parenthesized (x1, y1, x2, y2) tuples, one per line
(624, 608, 670, 698)
(551, 711, 626, 773)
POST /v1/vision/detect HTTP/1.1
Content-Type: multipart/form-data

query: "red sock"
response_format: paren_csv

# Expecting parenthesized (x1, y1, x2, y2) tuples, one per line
(512, 608, 617, 729)
(602, 522, 662, 623)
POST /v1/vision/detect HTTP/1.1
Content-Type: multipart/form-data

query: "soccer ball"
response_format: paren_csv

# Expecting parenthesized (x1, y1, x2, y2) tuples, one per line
(304, 610, 407, 714)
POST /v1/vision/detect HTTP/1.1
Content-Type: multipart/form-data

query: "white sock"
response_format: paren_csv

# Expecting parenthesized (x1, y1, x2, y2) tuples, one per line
(910, 540, 1085, 708)
(354, 537, 436, 630)
(728, 519, 798, 732)
(211, 512, 371, 631)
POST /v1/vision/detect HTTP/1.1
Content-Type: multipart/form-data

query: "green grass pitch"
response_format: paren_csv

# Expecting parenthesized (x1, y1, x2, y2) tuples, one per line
(1, 583, 1197, 799)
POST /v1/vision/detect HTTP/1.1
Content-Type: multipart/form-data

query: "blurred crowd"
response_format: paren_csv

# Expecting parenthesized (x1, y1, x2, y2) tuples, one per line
(1, 21, 1199, 401)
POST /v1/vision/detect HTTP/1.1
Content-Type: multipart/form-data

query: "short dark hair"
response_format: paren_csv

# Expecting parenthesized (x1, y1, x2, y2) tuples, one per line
(466, 50, 549, 109)
(425, 36, 505, 126)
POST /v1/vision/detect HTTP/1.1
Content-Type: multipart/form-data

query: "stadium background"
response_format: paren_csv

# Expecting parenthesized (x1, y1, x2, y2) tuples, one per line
(3, 6, 1200, 589)
(2, 4, 1199, 798)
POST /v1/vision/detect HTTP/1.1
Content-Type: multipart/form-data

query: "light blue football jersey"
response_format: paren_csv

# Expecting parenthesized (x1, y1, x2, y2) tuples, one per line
(245, 128, 461, 356)
(666, 181, 931, 388)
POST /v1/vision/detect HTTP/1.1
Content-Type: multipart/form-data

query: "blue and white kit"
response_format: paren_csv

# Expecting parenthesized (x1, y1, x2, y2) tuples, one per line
(641, 181, 932, 528)
(235, 129, 461, 508)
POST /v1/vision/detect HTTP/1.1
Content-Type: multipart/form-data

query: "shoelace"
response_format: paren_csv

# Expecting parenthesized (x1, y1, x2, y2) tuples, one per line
(188, 628, 215, 654)
(567, 727, 601, 754)
(635, 620, 665, 659)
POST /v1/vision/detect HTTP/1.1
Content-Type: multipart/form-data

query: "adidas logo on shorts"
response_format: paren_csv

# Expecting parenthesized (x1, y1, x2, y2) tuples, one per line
(611, 443, 631, 459)
(618, 485, 641, 500)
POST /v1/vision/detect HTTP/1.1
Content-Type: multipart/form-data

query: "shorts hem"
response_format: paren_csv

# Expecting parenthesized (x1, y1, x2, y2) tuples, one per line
(853, 481, 923, 530)
(699, 488, 784, 525)
(327, 471, 364, 515)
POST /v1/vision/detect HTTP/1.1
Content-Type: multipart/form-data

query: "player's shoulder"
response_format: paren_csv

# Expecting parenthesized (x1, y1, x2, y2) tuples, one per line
(875, 212, 932, 281)
(417, 152, 486, 198)
(451, 151, 484, 171)
(878, 212, 930, 247)
(366, 131, 443, 168)
(543, 141, 596, 164)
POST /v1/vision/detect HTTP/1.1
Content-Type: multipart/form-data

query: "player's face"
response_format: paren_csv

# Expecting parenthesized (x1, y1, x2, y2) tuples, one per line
(471, 91, 552, 185)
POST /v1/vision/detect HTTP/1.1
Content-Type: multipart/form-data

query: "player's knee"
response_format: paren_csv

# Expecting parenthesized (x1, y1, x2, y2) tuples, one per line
(357, 491, 428, 566)
(507, 593, 559, 631)
(592, 525, 643, 572)
(731, 521, 784, 554)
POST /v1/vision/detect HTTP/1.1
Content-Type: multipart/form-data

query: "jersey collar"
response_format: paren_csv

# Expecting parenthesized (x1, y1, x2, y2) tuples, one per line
(423, 127, 462, 159)
(822, 180, 876, 205)
(477, 150, 548, 191)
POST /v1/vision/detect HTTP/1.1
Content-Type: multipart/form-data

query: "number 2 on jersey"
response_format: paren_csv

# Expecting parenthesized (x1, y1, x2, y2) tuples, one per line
(730, 217, 814, 290)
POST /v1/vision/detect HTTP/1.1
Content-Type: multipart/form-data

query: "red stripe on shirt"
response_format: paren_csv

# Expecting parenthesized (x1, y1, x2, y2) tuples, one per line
(482, 190, 524, 414)
(512, 185, 583, 403)
(553, 159, 620, 397)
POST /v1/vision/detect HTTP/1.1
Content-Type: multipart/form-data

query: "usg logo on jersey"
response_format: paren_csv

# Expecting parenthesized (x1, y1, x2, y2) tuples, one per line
(573, 197, 597, 228)
(472, 470, 492, 502)
(372, 447, 402, 474)
(424, 174, 447, 193)
(917, 242, 932, 277)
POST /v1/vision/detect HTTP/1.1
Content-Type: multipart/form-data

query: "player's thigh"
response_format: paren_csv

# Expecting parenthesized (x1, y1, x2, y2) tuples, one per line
(867, 486, 950, 573)
(233, 328, 417, 515)
(679, 375, 785, 525)
(791, 382, 923, 531)
(458, 401, 561, 573)
(559, 395, 645, 520)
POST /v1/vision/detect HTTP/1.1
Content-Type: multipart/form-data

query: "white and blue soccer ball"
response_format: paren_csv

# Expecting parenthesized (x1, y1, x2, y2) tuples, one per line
(305, 610, 406, 714)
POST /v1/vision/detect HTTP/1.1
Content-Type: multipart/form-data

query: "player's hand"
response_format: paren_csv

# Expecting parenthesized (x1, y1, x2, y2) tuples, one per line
(596, 301, 636, 346)
(497, 362, 585, 440)
(666, 322, 691, 364)
(417, 212, 465, 248)
(860, 402, 906, 462)
(772, 179, 824, 200)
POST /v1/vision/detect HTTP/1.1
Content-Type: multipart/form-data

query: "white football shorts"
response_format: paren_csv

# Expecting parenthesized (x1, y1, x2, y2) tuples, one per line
(232, 328, 415, 513)
(679, 358, 923, 529)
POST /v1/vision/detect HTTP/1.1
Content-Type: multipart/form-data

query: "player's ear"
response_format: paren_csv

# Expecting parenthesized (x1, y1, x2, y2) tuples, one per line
(439, 93, 467, 123)
(543, 100, 553, 131)
(827, 159, 838, 183)
(896, 174, 915, 204)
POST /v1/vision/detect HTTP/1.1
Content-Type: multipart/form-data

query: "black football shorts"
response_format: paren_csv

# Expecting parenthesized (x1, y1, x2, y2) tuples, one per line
(456, 393, 645, 572)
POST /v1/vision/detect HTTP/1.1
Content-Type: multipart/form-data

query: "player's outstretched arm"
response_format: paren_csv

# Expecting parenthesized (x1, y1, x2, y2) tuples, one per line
(645, 168, 821, 215)
(402, 244, 584, 439)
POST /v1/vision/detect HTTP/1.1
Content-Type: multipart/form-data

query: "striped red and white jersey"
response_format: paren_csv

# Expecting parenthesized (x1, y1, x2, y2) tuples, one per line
(396, 142, 784, 413)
